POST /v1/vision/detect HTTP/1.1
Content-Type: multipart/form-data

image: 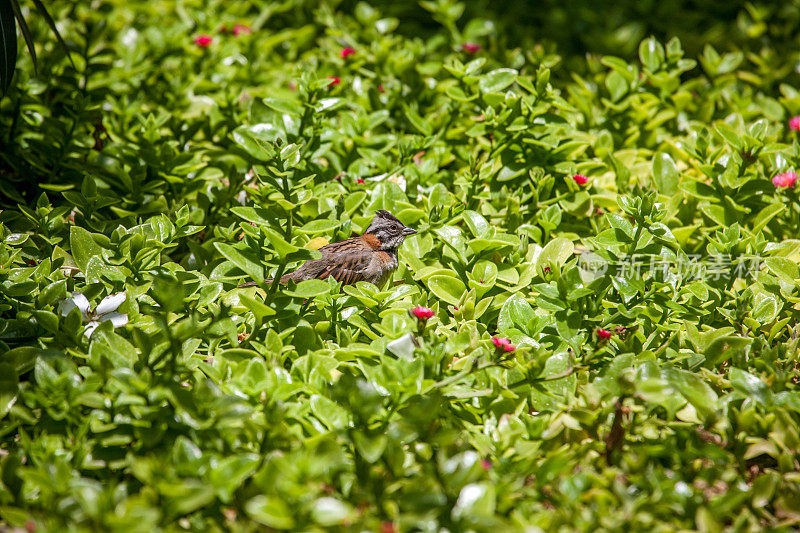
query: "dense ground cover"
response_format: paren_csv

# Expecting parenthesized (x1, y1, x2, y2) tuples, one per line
(1, 0, 800, 530)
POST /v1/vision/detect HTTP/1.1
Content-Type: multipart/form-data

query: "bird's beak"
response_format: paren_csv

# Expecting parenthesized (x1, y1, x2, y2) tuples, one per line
(402, 226, 418, 236)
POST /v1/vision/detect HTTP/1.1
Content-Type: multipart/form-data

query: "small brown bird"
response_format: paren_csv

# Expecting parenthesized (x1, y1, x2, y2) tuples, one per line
(239, 210, 417, 288)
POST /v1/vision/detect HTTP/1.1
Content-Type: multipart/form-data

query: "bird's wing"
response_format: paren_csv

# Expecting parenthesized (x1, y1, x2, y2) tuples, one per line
(317, 250, 374, 285)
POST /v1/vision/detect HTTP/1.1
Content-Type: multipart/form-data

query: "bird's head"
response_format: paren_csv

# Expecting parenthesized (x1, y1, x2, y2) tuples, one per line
(366, 210, 417, 250)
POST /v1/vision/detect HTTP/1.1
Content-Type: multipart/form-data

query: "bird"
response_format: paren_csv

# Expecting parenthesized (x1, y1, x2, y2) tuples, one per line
(238, 210, 417, 288)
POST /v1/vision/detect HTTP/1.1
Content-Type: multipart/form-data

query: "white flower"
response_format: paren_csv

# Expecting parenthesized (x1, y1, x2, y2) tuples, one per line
(60, 292, 128, 338)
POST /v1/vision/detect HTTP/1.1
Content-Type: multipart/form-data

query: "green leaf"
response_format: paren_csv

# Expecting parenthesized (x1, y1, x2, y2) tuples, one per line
(605, 71, 627, 102)
(665, 368, 717, 419)
(163, 482, 215, 517)
(91, 329, 137, 368)
(704, 336, 751, 366)
(529, 352, 577, 411)
(284, 279, 331, 298)
(311, 497, 352, 526)
(214, 242, 264, 281)
(0, 0, 17, 95)
(652, 152, 679, 195)
(730, 368, 772, 406)
(310, 394, 348, 430)
(462, 210, 489, 237)
(352, 431, 388, 463)
(763, 257, 798, 283)
(715, 123, 743, 150)
(263, 96, 302, 116)
(297, 219, 341, 234)
(427, 275, 467, 305)
(403, 104, 432, 136)
(0, 362, 18, 419)
(639, 37, 665, 71)
(498, 293, 535, 334)
(230, 206, 272, 226)
(536, 238, 574, 274)
(246, 496, 295, 529)
(9, 0, 34, 75)
(209, 454, 259, 502)
(445, 85, 472, 101)
(478, 68, 517, 93)
(0, 346, 48, 374)
(232, 126, 277, 161)
(150, 274, 186, 314)
(452, 482, 496, 520)
(262, 228, 298, 260)
(238, 293, 277, 323)
(30, 0, 74, 68)
(751, 203, 786, 235)
(70, 226, 104, 273)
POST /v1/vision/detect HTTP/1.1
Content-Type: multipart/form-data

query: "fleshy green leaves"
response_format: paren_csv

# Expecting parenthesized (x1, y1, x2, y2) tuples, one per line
(4, 5, 800, 532)
(639, 37, 665, 72)
(665, 369, 718, 420)
(730, 368, 773, 406)
(498, 293, 535, 335)
(214, 242, 264, 281)
(536, 237, 574, 275)
(246, 496, 295, 529)
(478, 68, 517, 93)
(69, 226, 104, 274)
(427, 275, 467, 305)
(652, 152, 679, 195)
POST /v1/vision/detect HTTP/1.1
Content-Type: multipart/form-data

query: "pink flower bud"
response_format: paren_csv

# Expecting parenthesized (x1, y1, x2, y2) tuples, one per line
(339, 47, 356, 59)
(410, 306, 434, 320)
(596, 328, 612, 340)
(194, 34, 213, 48)
(462, 43, 481, 54)
(789, 116, 800, 131)
(356, 178, 365, 185)
(772, 171, 798, 189)
(572, 174, 589, 185)
(491, 336, 516, 352)
(233, 24, 251, 36)
(327, 76, 341, 87)
(481, 458, 492, 470)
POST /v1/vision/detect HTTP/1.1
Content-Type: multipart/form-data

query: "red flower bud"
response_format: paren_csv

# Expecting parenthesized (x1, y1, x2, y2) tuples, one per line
(596, 328, 612, 340)
(327, 76, 341, 87)
(233, 24, 251, 36)
(462, 43, 481, 54)
(339, 47, 356, 59)
(572, 174, 589, 185)
(772, 171, 798, 189)
(194, 34, 213, 47)
(410, 306, 434, 320)
(491, 336, 516, 352)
